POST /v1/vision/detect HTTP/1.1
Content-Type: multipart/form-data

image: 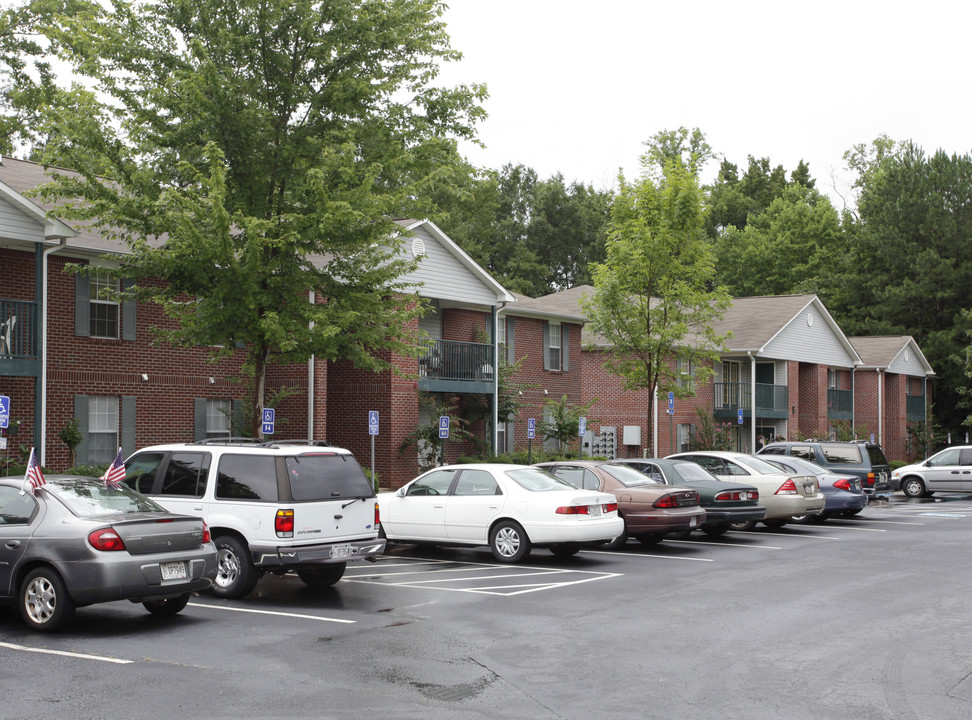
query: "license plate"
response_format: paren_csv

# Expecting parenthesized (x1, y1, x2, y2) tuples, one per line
(330, 544, 353, 559)
(160, 561, 187, 581)
(588, 505, 603, 517)
(690, 517, 697, 527)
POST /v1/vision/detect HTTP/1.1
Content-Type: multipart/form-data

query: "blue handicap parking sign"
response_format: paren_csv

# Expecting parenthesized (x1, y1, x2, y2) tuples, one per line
(369, 410, 379, 436)
(439, 416, 450, 439)
(0, 395, 8, 429)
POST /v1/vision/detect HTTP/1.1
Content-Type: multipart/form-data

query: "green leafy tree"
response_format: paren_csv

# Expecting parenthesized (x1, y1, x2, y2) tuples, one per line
(582, 129, 731, 456)
(538, 394, 596, 452)
(31, 0, 486, 436)
(834, 141, 972, 437)
(693, 406, 733, 451)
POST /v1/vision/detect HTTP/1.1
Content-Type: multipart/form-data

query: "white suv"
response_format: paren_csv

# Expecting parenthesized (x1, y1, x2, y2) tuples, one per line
(123, 439, 385, 598)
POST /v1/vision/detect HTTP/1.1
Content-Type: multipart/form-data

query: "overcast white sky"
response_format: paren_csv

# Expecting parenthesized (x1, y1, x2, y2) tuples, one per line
(437, 0, 970, 210)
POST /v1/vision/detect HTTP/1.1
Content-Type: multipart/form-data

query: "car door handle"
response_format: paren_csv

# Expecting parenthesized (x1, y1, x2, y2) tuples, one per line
(433, 504, 444, 509)
(5, 541, 20, 549)
(193, 505, 203, 510)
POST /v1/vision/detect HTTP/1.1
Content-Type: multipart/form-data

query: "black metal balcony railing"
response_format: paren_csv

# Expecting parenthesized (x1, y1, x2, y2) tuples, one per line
(418, 339, 494, 385)
(0, 299, 37, 359)
(827, 388, 853, 419)
(713, 382, 788, 417)
(906, 394, 926, 422)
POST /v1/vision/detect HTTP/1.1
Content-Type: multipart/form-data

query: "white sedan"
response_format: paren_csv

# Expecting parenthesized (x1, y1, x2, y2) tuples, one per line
(377, 464, 624, 562)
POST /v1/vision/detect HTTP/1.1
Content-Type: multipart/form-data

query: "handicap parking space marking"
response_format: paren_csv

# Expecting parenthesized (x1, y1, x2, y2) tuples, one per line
(0, 641, 134, 664)
(582, 548, 718, 559)
(188, 602, 355, 623)
(344, 556, 622, 596)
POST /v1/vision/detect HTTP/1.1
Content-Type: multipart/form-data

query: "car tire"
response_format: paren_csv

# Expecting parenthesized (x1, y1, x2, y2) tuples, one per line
(297, 564, 347, 588)
(635, 533, 664, 546)
(790, 513, 811, 523)
(762, 519, 788, 529)
(143, 593, 191, 616)
(549, 544, 580, 558)
(489, 520, 532, 563)
(20, 566, 76, 633)
(212, 535, 259, 599)
(667, 529, 693, 540)
(601, 525, 629, 550)
(902, 477, 928, 498)
(729, 520, 757, 531)
(701, 523, 730, 537)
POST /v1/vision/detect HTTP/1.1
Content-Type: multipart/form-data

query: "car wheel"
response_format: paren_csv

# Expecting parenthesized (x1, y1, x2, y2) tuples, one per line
(20, 567, 76, 633)
(810, 513, 830, 524)
(730, 520, 757, 531)
(489, 520, 532, 563)
(902, 477, 927, 498)
(762, 519, 787, 529)
(143, 593, 191, 616)
(297, 564, 346, 588)
(549, 544, 580, 558)
(701, 523, 730, 537)
(601, 525, 629, 550)
(635, 533, 664, 546)
(667, 529, 693, 540)
(790, 513, 811, 524)
(212, 535, 259, 599)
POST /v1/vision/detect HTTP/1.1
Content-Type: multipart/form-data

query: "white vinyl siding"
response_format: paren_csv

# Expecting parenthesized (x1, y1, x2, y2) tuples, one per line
(0, 196, 46, 242)
(400, 225, 498, 306)
(762, 304, 857, 367)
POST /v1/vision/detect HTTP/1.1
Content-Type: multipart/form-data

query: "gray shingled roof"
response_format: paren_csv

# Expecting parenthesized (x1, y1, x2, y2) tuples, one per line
(847, 336, 912, 367)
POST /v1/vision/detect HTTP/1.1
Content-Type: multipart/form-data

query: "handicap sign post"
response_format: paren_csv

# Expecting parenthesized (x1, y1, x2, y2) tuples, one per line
(0, 395, 9, 430)
(368, 411, 379, 484)
(438, 416, 450, 467)
(578, 416, 587, 458)
(262, 407, 275, 435)
(527, 418, 536, 464)
(737, 408, 744, 425)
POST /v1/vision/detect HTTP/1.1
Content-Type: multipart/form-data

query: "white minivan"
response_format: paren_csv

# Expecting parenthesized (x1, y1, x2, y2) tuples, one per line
(892, 446, 972, 498)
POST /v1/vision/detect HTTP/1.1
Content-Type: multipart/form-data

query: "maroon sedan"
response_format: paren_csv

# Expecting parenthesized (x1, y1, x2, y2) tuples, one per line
(535, 461, 705, 549)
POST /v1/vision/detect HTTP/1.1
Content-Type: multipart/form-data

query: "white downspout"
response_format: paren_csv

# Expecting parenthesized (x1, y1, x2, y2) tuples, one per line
(493, 303, 506, 456)
(652, 387, 658, 458)
(877, 368, 883, 447)
(39, 239, 69, 465)
(748, 352, 756, 452)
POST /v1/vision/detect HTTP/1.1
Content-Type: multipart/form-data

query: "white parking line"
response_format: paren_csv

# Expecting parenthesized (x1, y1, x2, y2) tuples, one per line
(739, 531, 840, 540)
(816, 525, 887, 532)
(187, 603, 355, 624)
(845, 519, 925, 525)
(0, 641, 133, 664)
(582, 549, 715, 561)
(347, 571, 623, 596)
(664, 539, 782, 549)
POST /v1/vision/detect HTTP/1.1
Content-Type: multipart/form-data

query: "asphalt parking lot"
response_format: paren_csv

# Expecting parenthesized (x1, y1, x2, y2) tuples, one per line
(3, 494, 972, 720)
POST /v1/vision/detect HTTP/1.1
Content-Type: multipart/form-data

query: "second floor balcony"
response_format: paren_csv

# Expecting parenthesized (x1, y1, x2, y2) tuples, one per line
(906, 394, 927, 423)
(418, 339, 494, 394)
(714, 382, 789, 419)
(827, 388, 853, 420)
(0, 299, 39, 377)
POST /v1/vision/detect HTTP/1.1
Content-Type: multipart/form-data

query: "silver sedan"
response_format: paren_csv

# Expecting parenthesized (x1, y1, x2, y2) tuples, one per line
(0, 475, 217, 632)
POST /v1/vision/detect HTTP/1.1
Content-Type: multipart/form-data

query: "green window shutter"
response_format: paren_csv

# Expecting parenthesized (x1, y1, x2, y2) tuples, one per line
(121, 396, 136, 456)
(194, 398, 207, 441)
(563, 326, 570, 372)
(121, 279, 136, 341)
(75, 273, 90, 337)
(74, 395, 89, 464)
(542, 322, 550, 371)
(507, 422, 514, 452)
(232, 400, 245, 436)
(507, 318, 515, 364)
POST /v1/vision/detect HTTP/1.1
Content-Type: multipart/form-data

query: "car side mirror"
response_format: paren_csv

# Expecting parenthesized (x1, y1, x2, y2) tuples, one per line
(396, 487, 406, 497)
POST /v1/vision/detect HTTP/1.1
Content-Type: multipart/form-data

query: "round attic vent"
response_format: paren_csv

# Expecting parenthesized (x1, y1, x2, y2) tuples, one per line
(411, 237, 426, 258)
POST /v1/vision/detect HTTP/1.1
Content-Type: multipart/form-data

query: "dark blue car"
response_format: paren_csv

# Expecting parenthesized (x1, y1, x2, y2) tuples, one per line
(762, 456, 867, 521)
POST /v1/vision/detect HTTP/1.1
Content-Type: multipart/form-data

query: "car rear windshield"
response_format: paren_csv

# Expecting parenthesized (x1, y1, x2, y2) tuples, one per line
(285, 453, 374, 501)
(506, 467, 574, 492)
(602, 464, 657, 487)
(867, 445, 888, 466)
(46, 479, 166, 516)
(821, 444, 863, 464)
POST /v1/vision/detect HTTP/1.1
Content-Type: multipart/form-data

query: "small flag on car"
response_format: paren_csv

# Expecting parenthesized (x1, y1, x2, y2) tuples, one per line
(23, 447, 45, 494)
(102, 447, 126, 490)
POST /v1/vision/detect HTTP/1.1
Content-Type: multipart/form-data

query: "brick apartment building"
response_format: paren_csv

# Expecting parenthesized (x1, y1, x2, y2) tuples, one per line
(0, 157, 934, 488)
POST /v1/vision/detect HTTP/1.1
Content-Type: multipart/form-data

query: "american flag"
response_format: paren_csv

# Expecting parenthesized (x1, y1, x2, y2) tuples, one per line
(24, 447, 45, 492)
(102, 447, 126, 489)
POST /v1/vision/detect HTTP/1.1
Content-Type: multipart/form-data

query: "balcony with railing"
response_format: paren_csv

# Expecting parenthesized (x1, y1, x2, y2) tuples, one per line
(827, 388, 853, 420)
(906, 394, 927, 423)
(713, 382, 789, 419)
(418, 339, 495, 394)
(0, 299, 39, 377)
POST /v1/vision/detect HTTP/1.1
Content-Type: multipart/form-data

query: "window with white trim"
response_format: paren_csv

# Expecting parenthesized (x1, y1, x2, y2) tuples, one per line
(548, 323, 561, 371)
(497, 317, 506, 347)
(88, 396, 119, 464)
(207, 399, 232, 438)
(677, 357, 695, 390)
(89, 273, 120, 338)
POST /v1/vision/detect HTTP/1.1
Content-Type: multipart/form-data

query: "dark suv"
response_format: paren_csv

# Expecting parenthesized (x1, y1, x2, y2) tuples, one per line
(757, 441, 891, 500)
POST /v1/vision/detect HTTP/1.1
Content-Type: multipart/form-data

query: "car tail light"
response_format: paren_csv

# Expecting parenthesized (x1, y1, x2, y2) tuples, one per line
(715, 489, 758, 502)
(653, 494, 677, 508)
(375, 502, 381, 530)
(275, 509, 294, 537)
(556, 505, 590, 515)
(88, 528, 126, 551)
(834, 478, 852, 491)
(865, 472, 875, 486)
(603, 502, 619, 514)
(202, 521, 211, 544)
(775, 479, 798, 495)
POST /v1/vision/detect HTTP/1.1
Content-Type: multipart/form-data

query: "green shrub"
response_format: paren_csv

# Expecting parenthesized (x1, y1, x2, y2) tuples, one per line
(889, 460, 909, 471)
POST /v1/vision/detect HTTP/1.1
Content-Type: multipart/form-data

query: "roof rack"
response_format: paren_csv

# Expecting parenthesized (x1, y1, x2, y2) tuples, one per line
(257, 439, 334, 448)
(191, 437, 264, 446)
